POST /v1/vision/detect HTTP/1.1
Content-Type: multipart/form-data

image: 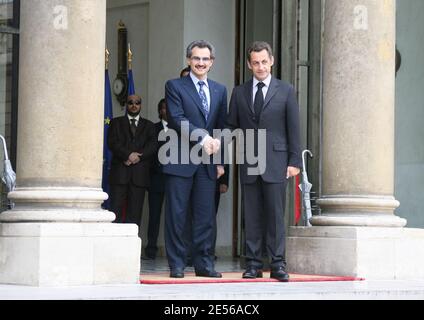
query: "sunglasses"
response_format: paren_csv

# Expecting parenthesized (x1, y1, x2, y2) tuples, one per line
(127, 100, 141, 105)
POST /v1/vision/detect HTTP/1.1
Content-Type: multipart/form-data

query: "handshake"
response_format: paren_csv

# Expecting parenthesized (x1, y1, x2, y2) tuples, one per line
(203, 135, 221, 156)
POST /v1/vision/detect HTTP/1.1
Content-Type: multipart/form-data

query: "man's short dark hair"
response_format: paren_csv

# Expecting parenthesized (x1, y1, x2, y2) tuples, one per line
(157, 98, 166, 116)
(247, 41, 273, 62)
(186, 40, 216, 60)
(180, 66, 191, 78)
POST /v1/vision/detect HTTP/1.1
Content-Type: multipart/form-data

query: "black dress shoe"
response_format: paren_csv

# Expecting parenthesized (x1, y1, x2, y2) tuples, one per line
(270, 267, 290, 282)
(170, 270, 184, 278)
(195, 269, 222, 278)
(242, 267, 263, 279)
(185, 259, 193, 267)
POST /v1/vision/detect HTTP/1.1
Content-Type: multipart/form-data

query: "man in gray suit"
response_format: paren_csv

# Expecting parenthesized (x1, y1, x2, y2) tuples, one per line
(226, 41, 302, 282)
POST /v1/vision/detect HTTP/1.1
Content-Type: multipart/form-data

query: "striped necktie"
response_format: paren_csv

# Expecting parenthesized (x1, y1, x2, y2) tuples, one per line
(198, 81, 209, 120)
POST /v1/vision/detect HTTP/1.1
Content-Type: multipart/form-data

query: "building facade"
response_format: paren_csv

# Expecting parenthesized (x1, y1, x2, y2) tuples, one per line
(0, 0, 424, 285)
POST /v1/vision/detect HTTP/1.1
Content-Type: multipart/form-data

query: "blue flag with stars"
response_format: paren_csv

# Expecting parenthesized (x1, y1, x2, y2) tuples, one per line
(102, 69, 113, 209)
(128, 68, 135, 96)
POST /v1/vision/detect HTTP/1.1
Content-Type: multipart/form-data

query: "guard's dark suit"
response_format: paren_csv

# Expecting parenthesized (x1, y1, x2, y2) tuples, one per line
(145, 121, 167, 258)
(108, 115, 157, 227)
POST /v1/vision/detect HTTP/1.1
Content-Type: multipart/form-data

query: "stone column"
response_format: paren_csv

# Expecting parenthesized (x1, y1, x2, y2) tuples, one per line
(0, 0, 141, 286)
(287, 0, 424, 280)
(311, 0, 406, 228)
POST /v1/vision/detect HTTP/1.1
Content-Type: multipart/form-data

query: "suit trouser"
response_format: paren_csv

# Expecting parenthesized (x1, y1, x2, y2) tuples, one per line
(145, 190, 165, 258)
(165, 164, 216, 272)
(184, 183, 220, 263)
(242, 176, 287, 270)
(211, 184, 222, 257)
(110, 183, 146, 227)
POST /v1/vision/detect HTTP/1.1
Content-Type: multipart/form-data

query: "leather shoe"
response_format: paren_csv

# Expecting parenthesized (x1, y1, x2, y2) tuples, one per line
(195, 269, 222, 278)
(242, 267, 263, 279)
(170, 269, 184, 278)
(270, 267, 290, 282)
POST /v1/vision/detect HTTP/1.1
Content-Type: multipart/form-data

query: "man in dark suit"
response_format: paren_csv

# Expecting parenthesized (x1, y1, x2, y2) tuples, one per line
(144, 99, 168, 259)
(163, 40, 227, 278)
(226, 41, 302, 282)
(108, 94, 157, 228)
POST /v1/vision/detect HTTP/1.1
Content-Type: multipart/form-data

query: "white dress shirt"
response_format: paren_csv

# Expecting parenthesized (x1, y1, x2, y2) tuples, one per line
(189, 73, 212, 146)
(161, 119, 168, 133)
(190, 72, 211, 111)
(252, 74, 272, 105)
(127, 114, 140, 126)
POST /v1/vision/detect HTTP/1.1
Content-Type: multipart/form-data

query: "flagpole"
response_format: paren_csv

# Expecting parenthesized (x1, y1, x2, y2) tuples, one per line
(102, 47, 113, 209)
(105, 48, 110, 70)
(127, 43, 135, 96)
(128, 43, 132, 71)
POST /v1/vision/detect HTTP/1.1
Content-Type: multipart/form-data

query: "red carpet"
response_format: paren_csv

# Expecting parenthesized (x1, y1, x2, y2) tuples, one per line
(140, 272, 364, 284)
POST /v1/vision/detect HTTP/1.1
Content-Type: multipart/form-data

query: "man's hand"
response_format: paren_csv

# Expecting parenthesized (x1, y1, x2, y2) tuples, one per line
(217, 165, 225, 179)
(203, 136, 221, 156)
(212, 138, 221, 154)
(203, 136, 214, 155)
(219, 184, 228, 194)
(286, 166, 300, 179)
(128, 152, 142, 165)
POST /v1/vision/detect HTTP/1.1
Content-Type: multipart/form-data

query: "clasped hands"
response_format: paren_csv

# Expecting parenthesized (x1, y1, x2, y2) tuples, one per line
(203, 136, 225, 179)
(124, 152, 142, 166)
(202, 135, 221, 156)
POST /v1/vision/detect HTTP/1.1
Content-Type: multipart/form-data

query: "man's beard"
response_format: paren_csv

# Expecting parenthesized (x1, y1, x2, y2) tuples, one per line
(128, 110, 140, 117)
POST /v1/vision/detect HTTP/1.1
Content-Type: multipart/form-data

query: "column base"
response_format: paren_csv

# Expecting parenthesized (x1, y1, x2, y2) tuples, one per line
(1, 187, 115, 223)
(286, 226, 424, 280)
(315, 196, 406, 227)
(0, 222, 141, 286)
(310, 214, 407, 227)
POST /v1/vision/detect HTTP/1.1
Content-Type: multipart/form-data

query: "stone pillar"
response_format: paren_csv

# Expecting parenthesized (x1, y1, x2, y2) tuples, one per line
(0, 0, 141, 286)
(287, 0, 424, 280)
(312, 0, 405, 227)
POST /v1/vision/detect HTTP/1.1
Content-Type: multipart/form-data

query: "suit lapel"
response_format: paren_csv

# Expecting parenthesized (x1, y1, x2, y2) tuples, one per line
(207, 80, 219, 126)
(135, 118, 145, 136)
(182, 76, 208, 119)
(262, 77, 279, 111)
(243, 79, 254, 114)
(122, 116, 132, 138)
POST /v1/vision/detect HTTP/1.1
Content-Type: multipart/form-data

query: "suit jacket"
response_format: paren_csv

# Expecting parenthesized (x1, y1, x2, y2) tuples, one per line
(163, 75, 228, 180)
(149, 121, 167, 193)
(108, 115, 157, 187)
(226, 77, 302, 184)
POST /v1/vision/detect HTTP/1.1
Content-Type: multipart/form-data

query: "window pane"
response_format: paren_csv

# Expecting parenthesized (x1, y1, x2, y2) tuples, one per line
(0, 32, 13, 211)
(0, 0, 14, 27)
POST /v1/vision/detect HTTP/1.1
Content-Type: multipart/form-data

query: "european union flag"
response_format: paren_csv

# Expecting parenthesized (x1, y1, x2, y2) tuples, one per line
(102, 69, 113, 209)
(128, 68, 135, 96)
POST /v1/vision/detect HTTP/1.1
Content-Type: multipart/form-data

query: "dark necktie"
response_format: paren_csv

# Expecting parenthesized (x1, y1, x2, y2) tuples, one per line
(130, 118, 137, 137)
(198, 81, 209, 120)
(254, 82, 265, 120)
